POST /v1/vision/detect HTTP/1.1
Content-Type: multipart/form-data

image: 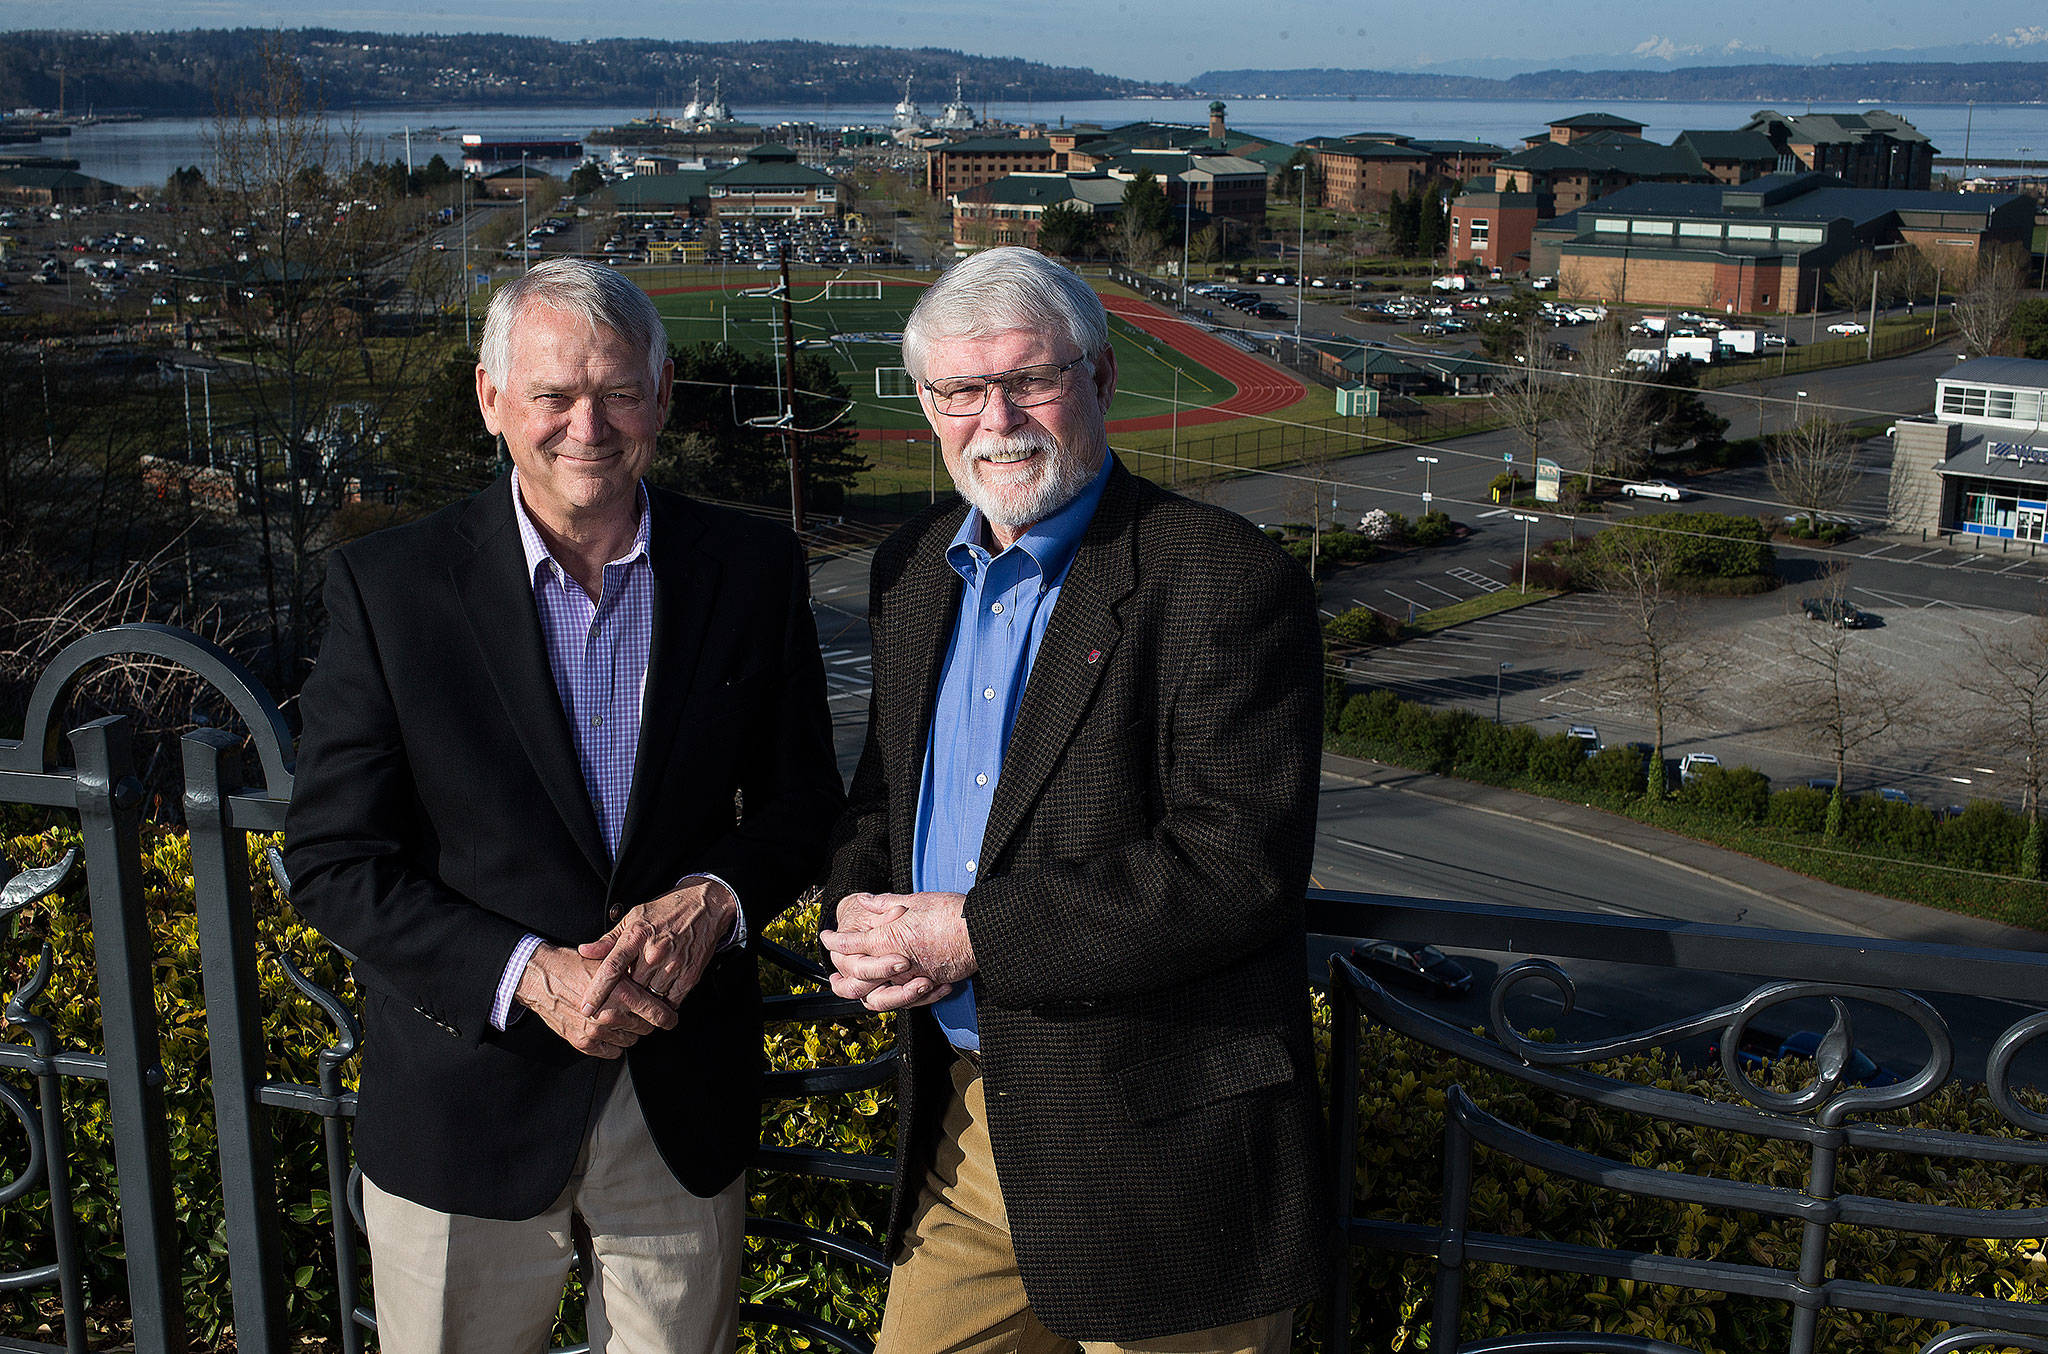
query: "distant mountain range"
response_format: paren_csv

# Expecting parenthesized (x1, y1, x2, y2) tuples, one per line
(0, 30, 1179, 115)
(1189, 62, 2048, 103)
(1410, 35, 2048, 78)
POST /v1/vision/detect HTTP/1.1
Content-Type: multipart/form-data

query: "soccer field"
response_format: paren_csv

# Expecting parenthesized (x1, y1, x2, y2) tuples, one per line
(648, 277, 1238, 434)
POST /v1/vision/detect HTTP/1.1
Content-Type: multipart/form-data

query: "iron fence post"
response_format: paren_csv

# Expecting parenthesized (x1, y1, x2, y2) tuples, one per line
(184, 729, 288, 1352)
(69, 716, 184, 1354)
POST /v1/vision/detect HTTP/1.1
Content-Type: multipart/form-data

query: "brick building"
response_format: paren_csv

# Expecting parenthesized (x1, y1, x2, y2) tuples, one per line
(925, 136, 1055, 198)
(950, 172, 1124, 251)
(1529, 172, 2034, 314)
(1310, 134, 1506, 212)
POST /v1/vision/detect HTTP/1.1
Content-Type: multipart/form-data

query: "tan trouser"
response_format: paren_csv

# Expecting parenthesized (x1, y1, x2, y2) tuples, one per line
(875, 1056, 1294, 1354)
(362, 1063, 745, 1354)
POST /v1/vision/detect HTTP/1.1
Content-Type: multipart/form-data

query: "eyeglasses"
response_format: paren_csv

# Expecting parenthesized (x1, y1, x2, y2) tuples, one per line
(922, 356, 1087, 417)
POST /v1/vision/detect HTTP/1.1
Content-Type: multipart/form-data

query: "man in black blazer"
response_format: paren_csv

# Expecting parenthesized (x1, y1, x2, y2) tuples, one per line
(820, 247, 1326, 1352)
(285, 259, 842, 1353)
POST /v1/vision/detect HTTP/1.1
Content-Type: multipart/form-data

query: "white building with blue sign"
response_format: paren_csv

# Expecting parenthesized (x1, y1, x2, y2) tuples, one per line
(1888, 357, 2048, 543)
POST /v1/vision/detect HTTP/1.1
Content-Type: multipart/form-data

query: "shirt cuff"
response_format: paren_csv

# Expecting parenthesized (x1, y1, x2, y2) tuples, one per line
(679, 872, 747, 952)
(492, 932, 546, 1031)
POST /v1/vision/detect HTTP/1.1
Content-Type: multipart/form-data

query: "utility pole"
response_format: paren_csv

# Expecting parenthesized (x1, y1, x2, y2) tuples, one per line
(777, 251, 805, 531)
(1513, 513, 1540, 594)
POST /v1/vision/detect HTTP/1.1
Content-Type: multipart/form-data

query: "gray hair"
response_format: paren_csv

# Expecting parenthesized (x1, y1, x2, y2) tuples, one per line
(901, 246, 1109, 381)
(479, 258, 668, 387)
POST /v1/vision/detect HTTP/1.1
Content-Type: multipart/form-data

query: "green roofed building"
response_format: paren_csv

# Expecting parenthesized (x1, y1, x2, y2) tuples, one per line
(0, 165, 122, 205)
(706, 143, 841, 221)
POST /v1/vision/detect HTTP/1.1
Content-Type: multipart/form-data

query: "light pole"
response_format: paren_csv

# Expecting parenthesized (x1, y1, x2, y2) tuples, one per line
(1512, 512, 1540, 594)
(1416, 454, 1439, 512)
(1495, 662, 1511, 724)
(1867, 240, 1907, 360)
(520, 150, 531, 273)
(1294, 163, 1307, 349)
(1180, 163, 1193, 312)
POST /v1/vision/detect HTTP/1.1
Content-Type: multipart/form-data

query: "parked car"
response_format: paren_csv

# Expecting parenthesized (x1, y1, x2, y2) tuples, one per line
(1679, 753, 1721, 785)
(1874, 787, 1913, 805)
(1806, 778, 1838, 794)
(1622, 480, 1684, 501)
(1708, 1028, 1904, 1088)
(1827, 321, 1868, 336)
(1348, 940, 1473, 999)
(1566, 724, 1602, 756)
(1800, 597, 1869, 629)
(1531, 275, 1557, 290)
(1761, 333, 1795, 348)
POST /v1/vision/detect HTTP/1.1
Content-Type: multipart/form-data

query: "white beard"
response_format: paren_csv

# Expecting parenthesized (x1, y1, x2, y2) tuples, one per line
(956, 429, 1100, 531)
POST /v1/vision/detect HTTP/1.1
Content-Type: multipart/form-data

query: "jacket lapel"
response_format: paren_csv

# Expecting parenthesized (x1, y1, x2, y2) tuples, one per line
(452, 479, 609, 880)
(977, 461, 1139, 871)
(614, 490, 717, 883)
(880, 507, 967, 890)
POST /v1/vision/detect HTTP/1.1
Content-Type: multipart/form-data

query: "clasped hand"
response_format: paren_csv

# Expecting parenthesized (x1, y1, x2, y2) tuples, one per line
(820, 890, 975, 1012)
(514, 878, 737, 1058)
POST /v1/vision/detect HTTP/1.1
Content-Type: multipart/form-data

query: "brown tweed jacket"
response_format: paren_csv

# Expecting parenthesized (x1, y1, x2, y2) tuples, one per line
(823, 458, 1329, 1341)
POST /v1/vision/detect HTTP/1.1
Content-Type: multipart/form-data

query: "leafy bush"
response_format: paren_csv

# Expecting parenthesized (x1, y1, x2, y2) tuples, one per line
(1357, 508, 1408, 543)
(1580, 513, 1775, 582)
(1340, 689, 1403, 744)
(1527, 731, 1589, 785)
(1587, 744, 1650, 798)
(1843, 795, 1938, 858)
(1682, 764, 1772, 823)
(1409, 510, 1454, 548)
(1321, 530, 1377, 565)
(1456, 721, 1537, 783)
(1394, 702, 1460, 772)
(1325, 607, 1400, 648)
(1937, 801, 2025, 874)
(1765, 787, 1829, 835)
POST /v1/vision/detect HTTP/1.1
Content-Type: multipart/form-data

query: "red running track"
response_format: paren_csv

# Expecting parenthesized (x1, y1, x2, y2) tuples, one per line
(1097, 292, 1306, 434)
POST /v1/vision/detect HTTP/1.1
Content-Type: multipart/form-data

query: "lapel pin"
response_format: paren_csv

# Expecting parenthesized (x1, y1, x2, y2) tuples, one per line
(1086, 649, 1101, 664)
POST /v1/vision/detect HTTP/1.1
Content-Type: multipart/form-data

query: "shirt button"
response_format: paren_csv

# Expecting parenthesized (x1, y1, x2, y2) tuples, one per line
(609, 904, 624, 922)
(983, 687, 995, 700)
(990, 601, 1003, 614)
(591, 715, 603, 728)
(965, 860, 977, 873)
(976, 772, 988, 786)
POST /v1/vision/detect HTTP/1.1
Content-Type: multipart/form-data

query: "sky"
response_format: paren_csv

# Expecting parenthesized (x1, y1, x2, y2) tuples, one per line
(10, 1, 2048, 83)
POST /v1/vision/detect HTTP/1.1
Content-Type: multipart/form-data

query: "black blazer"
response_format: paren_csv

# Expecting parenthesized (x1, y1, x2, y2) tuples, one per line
(824, 460, 1328, 1341)
(285, 478, 843, 1219)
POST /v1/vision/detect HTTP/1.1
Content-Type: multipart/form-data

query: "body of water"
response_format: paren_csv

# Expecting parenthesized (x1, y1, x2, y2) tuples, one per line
(40, 96, 2048, 190)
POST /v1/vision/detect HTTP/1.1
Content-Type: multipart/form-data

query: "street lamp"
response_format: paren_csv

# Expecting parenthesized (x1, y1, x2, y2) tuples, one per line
(1495, 662, 1511, 725)
(1867, 240, 1907, 360)
(1512, 512, 1540, 594)
(520, 150, 531, 273)
(1794, 390, 1808, 424)
(1180, 163, 1193, 313)
(1294, 163, 1308, 349)
(1416, 454, 1439, 510)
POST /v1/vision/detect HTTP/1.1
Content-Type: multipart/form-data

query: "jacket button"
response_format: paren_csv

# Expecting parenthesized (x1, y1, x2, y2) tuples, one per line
(609, 904, 624, 922)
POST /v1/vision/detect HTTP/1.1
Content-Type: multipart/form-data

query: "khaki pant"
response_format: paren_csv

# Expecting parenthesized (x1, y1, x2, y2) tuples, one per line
(876, 1057, 1293, 1354)
(362, 1063, 744, 1354)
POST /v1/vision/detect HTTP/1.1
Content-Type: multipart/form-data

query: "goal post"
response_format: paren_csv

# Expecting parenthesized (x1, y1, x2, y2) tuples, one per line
(875, 366, 921, 399)
(827, 278, 884, 301)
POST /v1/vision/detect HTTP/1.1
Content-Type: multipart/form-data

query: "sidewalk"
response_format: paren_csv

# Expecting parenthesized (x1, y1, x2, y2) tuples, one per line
(1324, 750, 2048, 955)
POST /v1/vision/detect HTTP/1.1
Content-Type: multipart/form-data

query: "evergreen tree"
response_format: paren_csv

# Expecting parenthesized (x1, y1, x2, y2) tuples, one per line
(1036, 202, 1094, 260)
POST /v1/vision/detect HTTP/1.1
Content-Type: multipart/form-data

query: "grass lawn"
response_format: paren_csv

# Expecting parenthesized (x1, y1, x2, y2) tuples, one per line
(645, 274, 1239, 435)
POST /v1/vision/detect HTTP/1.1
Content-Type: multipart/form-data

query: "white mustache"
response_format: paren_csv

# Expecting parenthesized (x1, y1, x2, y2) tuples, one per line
(965, 431, 1059, 465)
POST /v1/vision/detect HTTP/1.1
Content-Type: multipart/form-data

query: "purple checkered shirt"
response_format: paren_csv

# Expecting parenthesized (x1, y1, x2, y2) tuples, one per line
(488, 470, 740, 1030)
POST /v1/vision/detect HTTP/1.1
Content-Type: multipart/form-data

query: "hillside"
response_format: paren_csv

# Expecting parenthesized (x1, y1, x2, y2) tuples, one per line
(0, 30, 1182, 114)
(1192, 62, 2048, 103)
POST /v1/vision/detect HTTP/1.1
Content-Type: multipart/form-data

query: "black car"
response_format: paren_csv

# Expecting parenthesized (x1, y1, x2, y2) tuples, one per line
(1800, 597, 1869, 629)
(1348, 940, 1473, 999)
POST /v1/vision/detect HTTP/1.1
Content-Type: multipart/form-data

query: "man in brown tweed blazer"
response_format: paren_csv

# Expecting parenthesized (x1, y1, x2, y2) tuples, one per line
(821, 247, 1327, 1354)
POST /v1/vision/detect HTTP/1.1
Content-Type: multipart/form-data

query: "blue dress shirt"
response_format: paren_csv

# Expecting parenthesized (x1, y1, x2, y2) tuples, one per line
(912, 454, 1112, 1051)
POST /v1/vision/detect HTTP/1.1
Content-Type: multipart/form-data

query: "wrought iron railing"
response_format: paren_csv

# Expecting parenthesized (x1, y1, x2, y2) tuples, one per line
(2, 626, 2046, 1352)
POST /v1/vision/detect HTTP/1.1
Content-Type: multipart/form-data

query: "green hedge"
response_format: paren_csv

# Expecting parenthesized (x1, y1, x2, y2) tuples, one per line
(1573, 511, 1776, 585)
(8, 819, 2048, 1352)
(1328, 689, 2048, 929)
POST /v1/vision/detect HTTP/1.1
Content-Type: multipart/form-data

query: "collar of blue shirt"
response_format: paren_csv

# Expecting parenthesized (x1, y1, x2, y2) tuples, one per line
(943, 451, 1113, 585)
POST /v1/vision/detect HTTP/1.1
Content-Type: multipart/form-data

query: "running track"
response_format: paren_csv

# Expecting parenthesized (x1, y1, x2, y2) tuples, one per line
(645, 278, 1307, 440)
(1097, 293, 1306, 433)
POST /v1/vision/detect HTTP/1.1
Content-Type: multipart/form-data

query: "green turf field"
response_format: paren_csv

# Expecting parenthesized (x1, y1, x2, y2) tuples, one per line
(647, 278, 1237, 433)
